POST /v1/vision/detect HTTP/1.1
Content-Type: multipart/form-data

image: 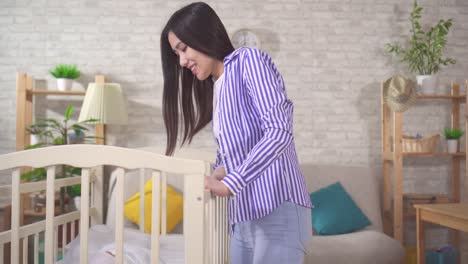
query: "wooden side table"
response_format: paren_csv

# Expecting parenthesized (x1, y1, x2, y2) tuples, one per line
(415, 203, 468, 264)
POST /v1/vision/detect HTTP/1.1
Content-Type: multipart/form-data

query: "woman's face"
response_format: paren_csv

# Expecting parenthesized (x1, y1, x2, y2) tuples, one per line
(168, 31, 223, 80)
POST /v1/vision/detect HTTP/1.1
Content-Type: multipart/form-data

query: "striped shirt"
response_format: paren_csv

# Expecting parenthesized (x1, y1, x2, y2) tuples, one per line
(213, 47, 312, 234)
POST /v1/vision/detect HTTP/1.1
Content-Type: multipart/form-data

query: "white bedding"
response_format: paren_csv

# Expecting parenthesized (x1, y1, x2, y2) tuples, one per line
(57, 225, 184, 264)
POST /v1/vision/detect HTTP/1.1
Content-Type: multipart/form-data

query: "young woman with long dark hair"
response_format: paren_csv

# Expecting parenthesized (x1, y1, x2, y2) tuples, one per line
(160, 2, 312, 263)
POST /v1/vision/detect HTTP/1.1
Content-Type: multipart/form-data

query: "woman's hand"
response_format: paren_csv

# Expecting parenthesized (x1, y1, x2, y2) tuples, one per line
(211, 166, 226, 180)
(205, 175, 231, 197)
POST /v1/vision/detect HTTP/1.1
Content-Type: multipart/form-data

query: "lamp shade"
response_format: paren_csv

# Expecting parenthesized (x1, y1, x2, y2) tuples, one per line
(78, 83, 128, 124)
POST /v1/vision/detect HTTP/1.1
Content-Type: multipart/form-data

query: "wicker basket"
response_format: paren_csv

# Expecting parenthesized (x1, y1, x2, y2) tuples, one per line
(402, 134, 439, 153)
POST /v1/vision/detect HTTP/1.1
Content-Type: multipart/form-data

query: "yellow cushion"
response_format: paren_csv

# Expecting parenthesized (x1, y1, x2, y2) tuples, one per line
(124, 179, 183, 233)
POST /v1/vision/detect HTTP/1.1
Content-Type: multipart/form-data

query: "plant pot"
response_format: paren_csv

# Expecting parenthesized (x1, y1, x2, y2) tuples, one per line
(74, 196, 81, 211)
(57, 78, 73, 91)
(416, 75, 439, 94)
(447, 139, 458, 153)
(30, 134, 42, 145)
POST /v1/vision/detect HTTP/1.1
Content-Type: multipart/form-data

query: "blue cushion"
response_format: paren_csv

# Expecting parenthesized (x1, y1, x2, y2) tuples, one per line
(309, 182, 371, 235)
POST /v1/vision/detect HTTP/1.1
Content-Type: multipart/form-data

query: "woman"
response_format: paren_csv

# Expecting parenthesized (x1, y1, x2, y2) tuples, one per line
(160, 2, 312, 263)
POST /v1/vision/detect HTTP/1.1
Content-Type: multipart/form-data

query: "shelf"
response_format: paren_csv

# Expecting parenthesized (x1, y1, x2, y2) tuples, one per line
(404, 193, 450, 200)
(28, 90, 86, 96)
(384, 194, 451, 220)
(403, 152, 465, 157)
(404, 194, 451, 218)
(416, 94, 466, 100)
(381, 81, 466, 242)
(383, 152, 466, 160)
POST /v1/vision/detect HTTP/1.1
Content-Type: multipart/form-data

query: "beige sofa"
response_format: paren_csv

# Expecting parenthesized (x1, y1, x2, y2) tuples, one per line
(302, 164, 404, 264)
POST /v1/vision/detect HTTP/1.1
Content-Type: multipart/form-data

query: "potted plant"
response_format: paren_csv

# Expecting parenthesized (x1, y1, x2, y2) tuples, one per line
(385, 0, 456, 94)
(22, 105, 100, 212)
(49, 64, 81, 91)
(67, 184, 81, 211)
(443, 128, 463, 153)
(26, 125, 53, 146)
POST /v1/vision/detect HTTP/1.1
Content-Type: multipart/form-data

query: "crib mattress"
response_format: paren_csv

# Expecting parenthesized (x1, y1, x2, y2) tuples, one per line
(159, 234, 184, 264)
(57, 225, 184, 264)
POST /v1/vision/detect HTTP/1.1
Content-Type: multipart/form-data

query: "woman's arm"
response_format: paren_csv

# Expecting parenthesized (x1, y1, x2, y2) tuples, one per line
(221, 49, 293, 196)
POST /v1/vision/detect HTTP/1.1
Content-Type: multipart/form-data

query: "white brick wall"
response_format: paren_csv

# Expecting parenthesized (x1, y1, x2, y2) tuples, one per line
(1, 0, 468, 260)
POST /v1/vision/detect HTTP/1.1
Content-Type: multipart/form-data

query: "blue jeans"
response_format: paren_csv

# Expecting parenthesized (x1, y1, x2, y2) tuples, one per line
(230, 201, 312, 264)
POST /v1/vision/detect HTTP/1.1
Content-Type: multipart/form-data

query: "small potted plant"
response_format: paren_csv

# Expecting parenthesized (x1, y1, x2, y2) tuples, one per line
(67, 184, 81, 211)
(443, 128, 463, 153)
(385, 0, 456, 94)
(49, 64, 81, 91)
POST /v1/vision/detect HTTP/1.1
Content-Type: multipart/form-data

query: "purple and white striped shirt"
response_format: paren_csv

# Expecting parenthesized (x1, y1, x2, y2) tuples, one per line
(213, 47, 312, 234)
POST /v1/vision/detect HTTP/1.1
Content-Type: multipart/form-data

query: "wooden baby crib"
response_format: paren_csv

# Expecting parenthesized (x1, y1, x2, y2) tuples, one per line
(0, 144, 229, 264)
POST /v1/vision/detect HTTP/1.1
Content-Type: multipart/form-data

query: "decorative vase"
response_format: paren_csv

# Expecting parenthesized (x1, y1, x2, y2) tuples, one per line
(74, 196, 81, 211)
(30, 134, 42, 145)
(416, 75, 439, 94)
(447, 139, 458, 153)
(57, 78, 73, 91)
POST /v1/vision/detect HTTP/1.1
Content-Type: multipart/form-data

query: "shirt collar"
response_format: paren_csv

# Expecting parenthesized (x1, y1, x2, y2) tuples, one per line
(223, 47, 248, 65)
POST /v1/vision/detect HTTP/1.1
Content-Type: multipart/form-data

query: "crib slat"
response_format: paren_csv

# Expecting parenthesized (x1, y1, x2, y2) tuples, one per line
(91, 166, 104, 225)
(212, 197, 221, 263)
(62, 223, 66, 256)
(139, 168, 145, 232)
(219, 197, 223, 263)
(22, 237, 27, 264)
(0, 243, 3, 264)
(54, 226, 58, 261)
(218, 197, 223, 264)
(213, 195, 216, 264)
(34, 234, 39, 264)
(184, 173, 205, 264)
(204, 193, 210, 264)
(45, 166, 56, 264)
(205, 193, 216, 264)
(203, 192, 208, 264)
(114, 168, 125, 264)
(11, 168, 20, 264)
(224, 198, 228, 264)
(161, 171, 167, 235)
(72, 220, 76, 240)
(80, 168, 90, 264)
(225, 198, 229, 264)
(221, 198, 224, 264)
(150, 170, 161, 264)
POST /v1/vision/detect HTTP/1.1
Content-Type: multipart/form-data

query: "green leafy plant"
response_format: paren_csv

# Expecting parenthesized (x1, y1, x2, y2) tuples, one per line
(25, 106, 100, 152)
(22, 106, 101, 208)
(385, 0, 456, 75)
(49, 64, 81, 79)
(443, 128, 464, 140)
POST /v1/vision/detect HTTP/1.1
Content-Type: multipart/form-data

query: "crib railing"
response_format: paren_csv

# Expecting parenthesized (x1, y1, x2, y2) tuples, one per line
(130, 168, 230, 264)
(0, 170, 101, 263)
(0, 145, 229, 264)
(205, 194, 229, 264)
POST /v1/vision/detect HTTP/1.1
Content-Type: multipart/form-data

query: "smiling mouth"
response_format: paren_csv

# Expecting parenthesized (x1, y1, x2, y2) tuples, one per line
(189, 65, 197, 75)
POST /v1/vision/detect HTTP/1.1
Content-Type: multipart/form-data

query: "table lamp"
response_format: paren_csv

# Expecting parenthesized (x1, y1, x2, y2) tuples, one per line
(78, 82, 128, 144)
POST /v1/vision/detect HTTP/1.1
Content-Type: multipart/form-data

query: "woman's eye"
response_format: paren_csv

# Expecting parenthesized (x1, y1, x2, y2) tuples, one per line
(181, 46, 187, 52)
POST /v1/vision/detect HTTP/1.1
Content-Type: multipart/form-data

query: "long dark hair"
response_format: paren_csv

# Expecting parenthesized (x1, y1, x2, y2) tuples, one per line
(161, 2, 235, 156)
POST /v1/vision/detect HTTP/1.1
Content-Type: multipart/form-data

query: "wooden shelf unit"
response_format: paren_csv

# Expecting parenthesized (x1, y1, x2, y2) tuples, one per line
(15, 72, 107, 221)
(16, 72, 107, 152)
(381, 81, 467, 245)
(30, 90, 86, 96)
